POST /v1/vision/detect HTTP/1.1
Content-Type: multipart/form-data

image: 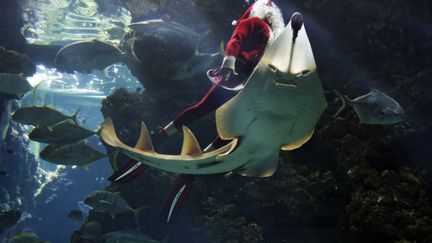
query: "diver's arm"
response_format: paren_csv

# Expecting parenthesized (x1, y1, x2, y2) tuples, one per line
(222, 18, 256, 73)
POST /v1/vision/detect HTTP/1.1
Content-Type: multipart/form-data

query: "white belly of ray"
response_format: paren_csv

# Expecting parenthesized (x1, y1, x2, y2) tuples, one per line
(100, 19, 327, 177)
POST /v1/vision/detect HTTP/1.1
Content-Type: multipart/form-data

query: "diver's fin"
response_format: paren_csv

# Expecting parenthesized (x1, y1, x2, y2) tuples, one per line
(160, 175, 195, 224)
(180, 126, 202, 156)
(108, 159, 148, 183)
(281, 129, 314, 151)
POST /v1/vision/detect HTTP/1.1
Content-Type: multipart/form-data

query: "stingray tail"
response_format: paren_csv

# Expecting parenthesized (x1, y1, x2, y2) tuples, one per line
(333, 89, 350, 118)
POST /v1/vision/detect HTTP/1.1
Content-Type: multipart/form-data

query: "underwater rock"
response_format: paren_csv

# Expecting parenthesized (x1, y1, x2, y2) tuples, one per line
(342, 166, 432, 242)
(0, 121, 39, 239)
(0, 0, 26, 51)
(0, 209, 21, 233)
(0, 98, 12, 141)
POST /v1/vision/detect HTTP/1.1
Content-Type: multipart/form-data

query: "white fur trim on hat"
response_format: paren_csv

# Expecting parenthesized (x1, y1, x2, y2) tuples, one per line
(250, 0, 285, 39)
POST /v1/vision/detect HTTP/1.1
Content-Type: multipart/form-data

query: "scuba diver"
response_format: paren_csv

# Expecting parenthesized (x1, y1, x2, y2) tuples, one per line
(109, 0, 296, 224)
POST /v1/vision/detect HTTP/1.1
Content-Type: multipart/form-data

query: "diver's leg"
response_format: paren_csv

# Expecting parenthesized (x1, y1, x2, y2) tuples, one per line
(108, 159, 148, 183)
(161, 83, 235, 135)
(160, 174, 195, 224)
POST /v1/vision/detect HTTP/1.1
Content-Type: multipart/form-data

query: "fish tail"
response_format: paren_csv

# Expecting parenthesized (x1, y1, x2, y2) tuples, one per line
(132, 206, 149, 226)
(333, 89, 348, 118)
(108, 150, 120, 171)
(71, 107, 81, 124)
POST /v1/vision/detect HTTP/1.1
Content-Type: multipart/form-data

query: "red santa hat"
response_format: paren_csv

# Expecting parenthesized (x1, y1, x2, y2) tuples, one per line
(231, 3, 255, 26)
(232, 0, 285, 39)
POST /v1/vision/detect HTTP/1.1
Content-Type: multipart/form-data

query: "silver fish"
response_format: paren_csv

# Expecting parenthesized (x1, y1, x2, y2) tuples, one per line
(39, 141, 105, 168)
(81, 221, 102, 240)
(7, 231, 49, 243)
(334, 89, 406, 125)
(29, 119, 96, 144)
(172, 52, 222, 81)
(54, 39, 124, 73)
(67, 209, 84, 221)
(0, 73, 32, 96)
(84, 190, 147, 225)
(12, 106, 80, 127)
(129, 18, 199, 43)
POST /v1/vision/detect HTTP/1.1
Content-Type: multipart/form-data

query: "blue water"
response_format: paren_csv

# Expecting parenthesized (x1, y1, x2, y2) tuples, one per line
(13, 63, 140, 242)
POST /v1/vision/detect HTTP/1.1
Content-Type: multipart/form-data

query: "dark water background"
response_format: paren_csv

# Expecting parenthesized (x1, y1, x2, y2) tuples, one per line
(0, 0, 431, 242)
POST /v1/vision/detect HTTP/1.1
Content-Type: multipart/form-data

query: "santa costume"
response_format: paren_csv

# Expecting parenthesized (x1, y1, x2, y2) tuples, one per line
(162, 0, 285, 137)
(109, 0, 286, 224)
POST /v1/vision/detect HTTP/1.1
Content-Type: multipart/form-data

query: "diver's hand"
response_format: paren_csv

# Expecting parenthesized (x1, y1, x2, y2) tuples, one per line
(215, 67, 235, 81)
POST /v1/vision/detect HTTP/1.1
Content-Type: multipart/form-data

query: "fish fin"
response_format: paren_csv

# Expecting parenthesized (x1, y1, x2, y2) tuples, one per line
(108, 150, 120, 171)
(333, 89, 348, 118)
(102, 66, 112, 78)
(32, 81, 45, 100)
(111, 213, 116, 220)
(219, 40, 225, 56)
(99, 200, 111, 206)
(239, 152, 280, 177)
(131, 40, 142, 63)
(47, 126, 54, 132)
(81, 164, 89, 171)
(161, 14, 172, 22)
(281, 129, 314, 151)
(180, 126, 203, 156)
(215, 95, 243, 140)
(160, 175, 195, 224)
(369, 87, 381, 93)
(134, 122, 154, 152)
(99, 118, 130, 148)
(132, 205, 149, 226)
(71, 107, 81, 124)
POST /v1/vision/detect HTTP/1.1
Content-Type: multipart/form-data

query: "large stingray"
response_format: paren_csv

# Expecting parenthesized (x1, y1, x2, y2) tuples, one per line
(100, 17, 327, 177)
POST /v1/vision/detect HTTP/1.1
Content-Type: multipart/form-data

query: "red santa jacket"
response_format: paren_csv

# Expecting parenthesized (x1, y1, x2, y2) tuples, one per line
(222, 17, 271, 73)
